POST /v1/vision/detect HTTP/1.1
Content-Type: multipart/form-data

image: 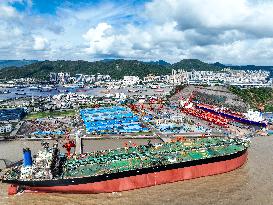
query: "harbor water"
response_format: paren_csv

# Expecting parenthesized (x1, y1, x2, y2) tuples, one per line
(0, 135, 273, 205)
(0, 86, 172, 100)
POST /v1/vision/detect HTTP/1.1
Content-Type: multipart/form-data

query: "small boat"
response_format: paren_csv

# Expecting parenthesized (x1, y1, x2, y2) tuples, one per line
(39, 88, 52, 92)
(39, 86, 53, 92)
(150, 85, 158, 89)
(155, 89, 164, 92)
(0, 90, 11, 94)
(76, 89, 87, 92)
(15, 92, 26, 95)
(101, 90, 110, 94)
(58, 89, 69, 93)
(15, 85, 25, 89)
(128, 89, 139, 93)
(29, 86, 39, 91)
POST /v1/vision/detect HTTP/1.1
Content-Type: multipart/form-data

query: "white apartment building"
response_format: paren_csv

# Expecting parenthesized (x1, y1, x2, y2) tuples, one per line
(186, 69, 271, 87)
(0, 124, 12, 134)
(123, 76, 140, 86)
(143, 74, 161, 82)
(168, 69, 189, 85)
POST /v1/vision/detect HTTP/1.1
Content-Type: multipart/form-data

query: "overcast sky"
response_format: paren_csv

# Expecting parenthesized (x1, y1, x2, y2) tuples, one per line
(1, 0, 273, 65)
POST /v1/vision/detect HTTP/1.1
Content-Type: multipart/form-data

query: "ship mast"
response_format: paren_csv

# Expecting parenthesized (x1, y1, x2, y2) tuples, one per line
(75, 129, 83, 155)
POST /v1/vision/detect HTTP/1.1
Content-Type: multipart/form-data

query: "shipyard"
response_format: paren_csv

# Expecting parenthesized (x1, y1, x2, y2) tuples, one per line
(1, 0, 273, 204)
(0, 66, 273, 204)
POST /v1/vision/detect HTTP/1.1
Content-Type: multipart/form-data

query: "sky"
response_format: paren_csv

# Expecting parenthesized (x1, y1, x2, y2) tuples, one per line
(1, 0, 273, 65)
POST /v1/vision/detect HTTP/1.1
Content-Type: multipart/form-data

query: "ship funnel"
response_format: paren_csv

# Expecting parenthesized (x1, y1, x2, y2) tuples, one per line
(23, 148, 32, 167)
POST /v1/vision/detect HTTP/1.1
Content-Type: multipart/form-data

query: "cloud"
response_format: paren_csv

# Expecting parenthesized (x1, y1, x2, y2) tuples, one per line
(0, 1, 46, 58)
(0, 4, 18, 18)
(33, 36, 48, 50)
(146, 1, 240, 27)
(1, 0, 273, 65)
(82, 21, 188, 62)
(146, 0, 273, 38)
(78, 0, 273, 64)
(83, 23, 114, 54)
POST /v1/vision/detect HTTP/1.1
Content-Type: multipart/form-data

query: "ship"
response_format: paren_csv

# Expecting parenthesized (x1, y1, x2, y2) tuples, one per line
(58, 89, 69, 93)
(155, 89, 164, 92)
(15, 92, 26, 96)
(29, 86, 39, 91)
(39, 86, 54, 92)
(195, 103, 267, 127)
(180, 94, 267, 128)
(180, 99, 230, 127)
(1, 137, 249, 195)
(76, 89, 88, 92)
(0, 90, 11, 94)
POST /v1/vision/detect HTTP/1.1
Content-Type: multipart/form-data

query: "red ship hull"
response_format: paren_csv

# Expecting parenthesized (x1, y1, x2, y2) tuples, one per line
(8, 150, 248, 195)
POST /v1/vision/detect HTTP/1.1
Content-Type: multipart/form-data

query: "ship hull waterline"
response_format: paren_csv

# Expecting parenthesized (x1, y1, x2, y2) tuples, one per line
(7, 149, 248, 195)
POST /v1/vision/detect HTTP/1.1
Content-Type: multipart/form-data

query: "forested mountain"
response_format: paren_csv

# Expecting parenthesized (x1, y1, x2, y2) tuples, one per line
(0, 60, 38, 69)
(213, 62, 273, 78)
(172, 59, 222, 71)
(0, 59, 227, 80)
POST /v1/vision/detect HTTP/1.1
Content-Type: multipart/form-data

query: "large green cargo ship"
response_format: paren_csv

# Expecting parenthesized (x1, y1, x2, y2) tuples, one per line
(1, 137, 250, 194)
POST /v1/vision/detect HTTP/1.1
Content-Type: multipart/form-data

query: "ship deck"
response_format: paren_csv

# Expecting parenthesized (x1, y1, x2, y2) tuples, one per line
(62, 137, 248, 179)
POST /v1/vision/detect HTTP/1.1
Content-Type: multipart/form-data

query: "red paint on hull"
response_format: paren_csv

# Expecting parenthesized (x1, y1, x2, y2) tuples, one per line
(9, 151, 248, 194)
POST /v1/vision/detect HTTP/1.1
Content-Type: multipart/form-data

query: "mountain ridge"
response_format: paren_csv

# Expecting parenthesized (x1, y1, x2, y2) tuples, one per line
(0, 59, 272, 80)
(0, 60, 38, 69)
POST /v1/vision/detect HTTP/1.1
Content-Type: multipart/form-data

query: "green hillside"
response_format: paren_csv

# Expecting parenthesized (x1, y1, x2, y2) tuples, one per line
(0, 60, 38, 69)
(0, 59, 221, 80)
(172, 59, 221, 71)
(229, 86, 273, 112)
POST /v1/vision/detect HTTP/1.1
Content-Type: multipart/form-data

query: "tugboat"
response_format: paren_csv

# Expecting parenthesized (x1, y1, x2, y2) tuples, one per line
(1, 137, 249, 195)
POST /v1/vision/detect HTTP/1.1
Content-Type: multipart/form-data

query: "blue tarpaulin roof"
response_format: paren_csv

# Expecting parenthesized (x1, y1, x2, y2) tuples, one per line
(80, 106, 149, 134)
